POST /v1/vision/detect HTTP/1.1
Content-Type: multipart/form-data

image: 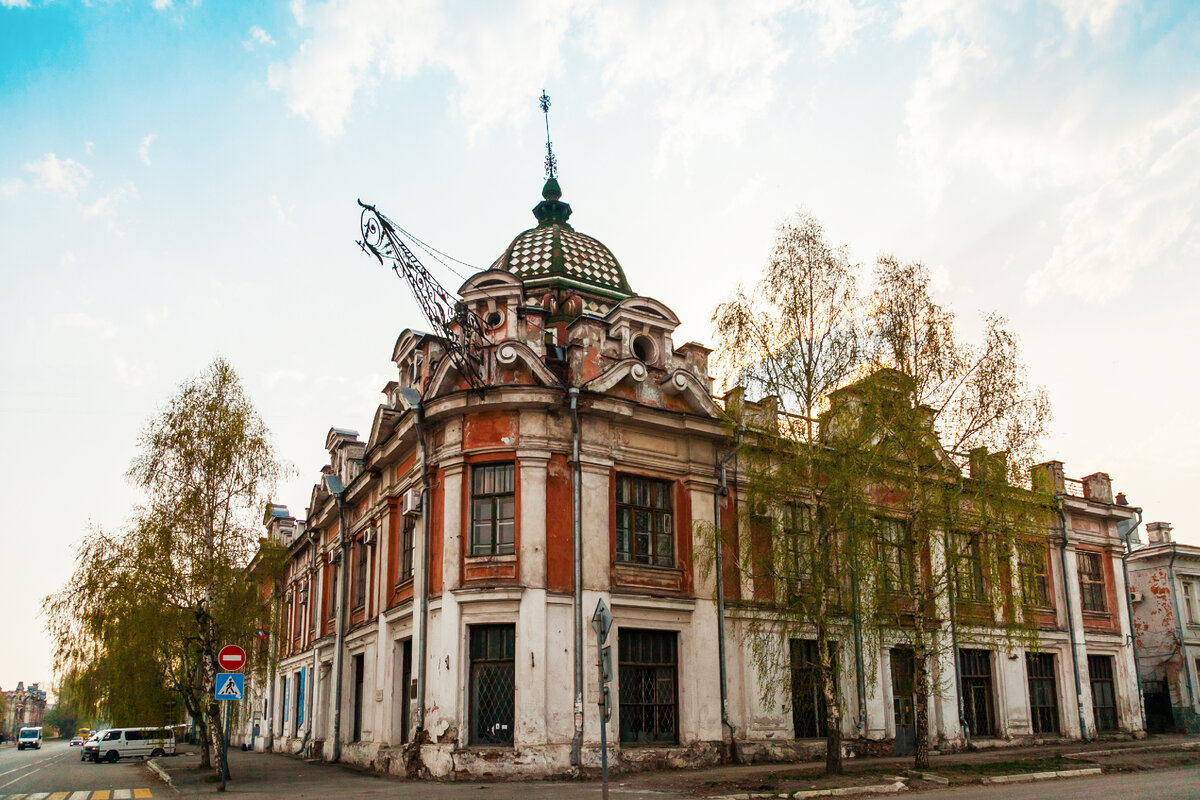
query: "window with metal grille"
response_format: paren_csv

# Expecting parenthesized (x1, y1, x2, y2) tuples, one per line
(951, 532, 985, 602)
(1077, 551, 1107, 612)
(786, 503, 814, 584)
(618, 628, 678, 743)
(875, 518, 914, 593)
(470, 463, 516, 556)
(1026, 653, 1059, 734)
(398, 516, 415, 583)
(959, 649, 995, 736)
(1088, 655, 1117, 732)
(469, 624, 515, 745)
(353, 538, 368, 609)
(790, 639, 835, 738)
(1018, 540, 1052, 608)
(615, 475, 674, 567)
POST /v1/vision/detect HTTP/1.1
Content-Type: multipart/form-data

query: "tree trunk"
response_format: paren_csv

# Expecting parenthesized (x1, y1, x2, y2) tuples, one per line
(913, 654, 930, 769)
(208, 697, 230, 779)
(822, 665, 843, 775)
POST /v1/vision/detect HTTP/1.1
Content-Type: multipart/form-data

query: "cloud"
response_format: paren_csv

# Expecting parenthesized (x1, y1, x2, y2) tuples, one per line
(151, 0, 172, 9)
(85, 140, 94, 155)
(84, 181, 139, 224)
(139, 133, 156, 165)
(270, 194, 295, 226)
(805, 0, 877, 56)
(53, 312, 119, 340)
(1, 0, 32, 7)
(244, 25, 275, 50)
(24, 153, 92, 198)
(268, 0, 796, 169)
(0, 179, 22, 197)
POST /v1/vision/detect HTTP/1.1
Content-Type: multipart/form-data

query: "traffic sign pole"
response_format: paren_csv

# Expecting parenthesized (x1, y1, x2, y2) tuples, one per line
(592, 599, 613, 800)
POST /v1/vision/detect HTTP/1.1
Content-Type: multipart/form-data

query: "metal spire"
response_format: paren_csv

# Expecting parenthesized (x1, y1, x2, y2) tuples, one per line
(540, 90, 557, 180)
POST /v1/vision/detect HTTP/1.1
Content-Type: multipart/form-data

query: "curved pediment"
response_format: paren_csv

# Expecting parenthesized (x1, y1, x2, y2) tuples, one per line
(495, 341, 562, 387)
(660, 369, 721, 417)
(582, 358, 649, 394)
(606, 296, 681, 327)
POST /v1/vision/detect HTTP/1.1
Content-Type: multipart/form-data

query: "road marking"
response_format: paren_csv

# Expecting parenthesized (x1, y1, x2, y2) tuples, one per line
(132, 791, 152, 799)
(113, 791, 131, 799)
(46, 794, 69, 800)
(29, 794, 51, 800)
(67, 793, 90, 800)
(93, 792, 112, 799)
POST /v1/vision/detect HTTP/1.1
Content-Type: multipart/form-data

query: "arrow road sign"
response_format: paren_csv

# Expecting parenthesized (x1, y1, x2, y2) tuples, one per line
(215, 672, 245, 701)
(218, 644, 246, 672)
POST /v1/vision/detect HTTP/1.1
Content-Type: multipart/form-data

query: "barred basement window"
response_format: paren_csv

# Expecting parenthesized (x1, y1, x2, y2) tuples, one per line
(1077, 551, 1107, 612)
(469, 624, 515, 745)
(790, 639, 835, 738)
(398, 516, 415, 583)
(615, 475, 674, 567)
(1026, 652, 1060, 734)
(470, 463, 516, 556)
(1088, 655, 1117, 732)
(618, 629, 678, 744)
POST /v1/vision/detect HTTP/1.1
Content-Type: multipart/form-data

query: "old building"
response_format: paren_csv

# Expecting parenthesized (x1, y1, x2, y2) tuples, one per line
(1127, 522, 1200, 733)
(239, 177, 1145, 777)
(2, 682, 47, 737)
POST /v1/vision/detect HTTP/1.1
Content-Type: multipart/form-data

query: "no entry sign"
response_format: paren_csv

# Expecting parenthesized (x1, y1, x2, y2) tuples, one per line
(218, 644, 246, 672)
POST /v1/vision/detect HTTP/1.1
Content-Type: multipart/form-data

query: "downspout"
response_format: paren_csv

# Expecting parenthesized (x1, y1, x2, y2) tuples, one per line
(1118, 508, 1146, 734)
(264, 594, 278, 750)
(943, 527, 969, 748)
(1166, 543, 1197, 717)
(330, 487, 349, 762)
(851, 567, 867, 734)
(1057, 501, 1090, 742)
(412, 402, 431, 736)
(569, 387, 584, 767)
(715, 445, 741, 762)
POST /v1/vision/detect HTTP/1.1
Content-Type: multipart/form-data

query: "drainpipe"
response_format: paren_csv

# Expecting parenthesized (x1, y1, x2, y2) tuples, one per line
(1118, 508, 1146, 733)
(264, 595, 278, 750)
(1166, 543, 1197, 719)
(569, 387, 584, 766)
(715, 448, 740, 762)
(403, 394, 431, 736)
(1056, 501, 1090, 742)
(329, 480, 349, 762)
(851, 567, 867, 735)
(943, 528, 969, 748)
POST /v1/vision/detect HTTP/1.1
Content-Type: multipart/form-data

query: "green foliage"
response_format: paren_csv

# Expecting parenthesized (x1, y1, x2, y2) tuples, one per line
(44, 357, 287, 772)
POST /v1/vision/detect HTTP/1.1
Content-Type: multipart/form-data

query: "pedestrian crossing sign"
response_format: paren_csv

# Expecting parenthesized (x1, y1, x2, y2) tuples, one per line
(216, 672, 245, 701)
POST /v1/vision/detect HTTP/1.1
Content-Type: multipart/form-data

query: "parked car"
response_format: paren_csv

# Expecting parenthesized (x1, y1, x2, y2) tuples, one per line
(16, 727, 42, 750)
(87, 727, 176, 763)
(81, 731, 102, 761)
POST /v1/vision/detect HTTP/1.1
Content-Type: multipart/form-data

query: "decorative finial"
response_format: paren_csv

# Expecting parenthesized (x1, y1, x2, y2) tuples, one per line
(540, 89, 557, 180)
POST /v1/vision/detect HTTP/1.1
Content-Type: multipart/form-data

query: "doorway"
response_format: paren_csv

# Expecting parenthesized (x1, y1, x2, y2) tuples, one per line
(394, 639, 413, 744)
(890, 648, 916, 755)
(352, 653, 365, 742)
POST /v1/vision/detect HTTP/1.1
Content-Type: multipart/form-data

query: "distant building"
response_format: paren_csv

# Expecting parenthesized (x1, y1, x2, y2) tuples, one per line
(2, 682, 47, 737)
(1127, 522, 1200, 733)
(236, 177, 1145, 778)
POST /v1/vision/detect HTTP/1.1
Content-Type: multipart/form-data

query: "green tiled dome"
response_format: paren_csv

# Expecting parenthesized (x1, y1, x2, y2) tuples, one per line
(491, 179, 633, 302)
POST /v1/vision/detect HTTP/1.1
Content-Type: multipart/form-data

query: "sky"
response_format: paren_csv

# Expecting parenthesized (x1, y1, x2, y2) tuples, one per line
(2, 0, 1199, 696)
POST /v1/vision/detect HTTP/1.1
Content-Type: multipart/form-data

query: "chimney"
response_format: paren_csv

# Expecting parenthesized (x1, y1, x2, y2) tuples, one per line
(1082, 472, 1113, 504)
(1146, 521, 1173, 544)
(1031, 460, 1065, 494)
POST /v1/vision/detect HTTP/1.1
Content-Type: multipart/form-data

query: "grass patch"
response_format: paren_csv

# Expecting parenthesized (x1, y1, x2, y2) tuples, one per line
(935, 755, 1076, 777)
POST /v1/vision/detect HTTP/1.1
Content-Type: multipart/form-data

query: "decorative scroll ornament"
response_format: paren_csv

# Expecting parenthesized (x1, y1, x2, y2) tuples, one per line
(357, 200, 487, 394)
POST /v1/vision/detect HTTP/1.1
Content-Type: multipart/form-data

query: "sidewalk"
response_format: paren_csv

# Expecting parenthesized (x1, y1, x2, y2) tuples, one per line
(151, 734, 1200, 799)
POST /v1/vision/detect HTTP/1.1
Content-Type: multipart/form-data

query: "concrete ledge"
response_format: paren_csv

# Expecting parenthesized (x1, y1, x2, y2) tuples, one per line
(723, 781, 908, 799)
(981, 767, 1102, 784)
(146, 757, 178, 792)
(1064, 741, 1200, 759)
(904, 770, 949, 784)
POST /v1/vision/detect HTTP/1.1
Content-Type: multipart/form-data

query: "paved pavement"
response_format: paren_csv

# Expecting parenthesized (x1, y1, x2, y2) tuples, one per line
(0, 740, 161, 799)
(897, 765, 1200, 799)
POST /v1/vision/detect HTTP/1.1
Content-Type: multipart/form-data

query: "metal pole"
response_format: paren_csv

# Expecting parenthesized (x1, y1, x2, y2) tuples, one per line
(598, 635, 608, 800)
(220, 700, 231, 790)
(570, 387, 585, 765)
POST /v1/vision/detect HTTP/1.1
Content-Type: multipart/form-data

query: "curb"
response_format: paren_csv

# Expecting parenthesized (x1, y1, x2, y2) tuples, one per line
(981, 767, 1102, 784)
(147, 758, 179, 793)
(1063, 741, 1200, 759)
(717, 780, 908, 799)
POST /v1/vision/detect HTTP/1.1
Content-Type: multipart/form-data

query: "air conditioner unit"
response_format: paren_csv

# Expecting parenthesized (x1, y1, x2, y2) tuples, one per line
(1130, 588, 1144, 604)
(402, 487, 423, 517)
(361, 527, 377, 547)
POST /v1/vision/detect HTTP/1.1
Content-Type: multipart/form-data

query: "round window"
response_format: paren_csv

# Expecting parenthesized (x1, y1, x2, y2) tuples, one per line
(631, 335, 655, 363)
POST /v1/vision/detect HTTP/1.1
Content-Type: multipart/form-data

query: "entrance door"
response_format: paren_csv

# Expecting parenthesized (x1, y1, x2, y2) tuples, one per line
(890, 648, 916, 755)
(399, 639, 412, 744)
(352, 653, 365, 742)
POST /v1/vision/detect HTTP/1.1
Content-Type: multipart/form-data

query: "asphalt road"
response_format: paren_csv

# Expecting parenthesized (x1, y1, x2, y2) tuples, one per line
(904, 765, 1200, 799)
(0, 740, 162, 798)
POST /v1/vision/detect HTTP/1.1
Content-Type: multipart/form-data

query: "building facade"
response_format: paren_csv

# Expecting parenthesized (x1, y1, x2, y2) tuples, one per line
(237, 179, 1145, 777)
(1127, 522, 1200, 733)
(2, 682, 47, 738)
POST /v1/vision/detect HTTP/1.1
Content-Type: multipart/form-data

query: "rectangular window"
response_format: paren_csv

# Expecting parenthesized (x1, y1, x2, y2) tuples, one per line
(1026, 652, 1059, 734)
(469, 624, 515, 745)
(875, 518, 914, 593)
(615, 475, 675, 567)
(618, 628, 678, 744)
(1088, 655, 1117, 733)
(790, 639, 834, 738)
(786, 503, 814, 584)
(470, 463, 516, 556)
(398, 516, 416, 583)
(325, 562, 335, 622)
(1018, 540, 1052, 608)
(1077, 551, 1107, 612)
(353, 539, 368, 609)
(959, 649, 995, 737)
(1183, 580, 1197, 625)
(952, 532, 985, 602)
